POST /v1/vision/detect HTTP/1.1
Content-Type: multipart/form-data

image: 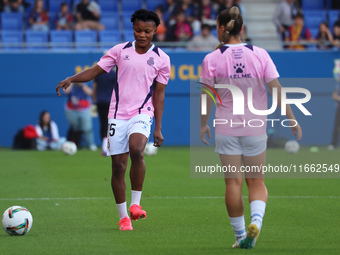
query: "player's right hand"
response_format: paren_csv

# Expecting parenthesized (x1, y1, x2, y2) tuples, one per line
(153, 128, 164, 147)
(56, 78, 71, 96)
(200, 125, 211, 145)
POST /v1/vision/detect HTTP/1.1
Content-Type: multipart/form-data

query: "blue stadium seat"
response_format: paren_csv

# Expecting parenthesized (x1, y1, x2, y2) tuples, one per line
(328, 10, 340, 29)
(49, 12, 58, 30)
(123, 30, 135, 42)
(304, 10, 327, 30)
(49, 0, 72, 13)
(97, 0, 118, 13)
(123, 14, 133, 30)
(75, 30, 98, 50)
(302, 0, 324, 10)
(101, 12, 120, 30)
(99, 31, 122, 49)
(25, 30, 49, 50)
(50, 30, 73, 50)
(309, 28, 319, 39)
(122, 0, 143, 12)
(146, 0, 165, 11)
(72, 0, 80, 14)
(1, 13, 23, 31)
(1, 31, 24, 51)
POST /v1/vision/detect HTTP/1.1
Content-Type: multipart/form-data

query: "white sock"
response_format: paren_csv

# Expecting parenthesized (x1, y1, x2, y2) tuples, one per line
(229, 215, 246, 241)
(130, 190, 142, 207)
(250, 200, 266, 230)
(116, 202, 128, 220)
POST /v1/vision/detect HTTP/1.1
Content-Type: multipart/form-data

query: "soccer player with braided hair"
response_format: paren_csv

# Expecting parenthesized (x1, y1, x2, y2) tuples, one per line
(200, 6, 302, 249)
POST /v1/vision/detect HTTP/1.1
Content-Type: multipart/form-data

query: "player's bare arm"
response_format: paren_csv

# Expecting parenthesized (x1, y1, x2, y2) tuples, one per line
(152, 81, 166, 147)
(267, 78, 302, 141)
(200, 90, 213, 145)
(56, 65, 105, 96)
(92, 81, 98, 102)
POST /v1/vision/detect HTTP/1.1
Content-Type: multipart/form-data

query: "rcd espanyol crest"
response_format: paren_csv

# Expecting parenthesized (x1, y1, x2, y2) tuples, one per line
(147, 57, 154, 66)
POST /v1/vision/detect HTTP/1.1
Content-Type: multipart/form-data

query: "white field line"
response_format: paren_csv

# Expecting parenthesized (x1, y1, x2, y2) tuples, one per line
(0, 195, 340, 201)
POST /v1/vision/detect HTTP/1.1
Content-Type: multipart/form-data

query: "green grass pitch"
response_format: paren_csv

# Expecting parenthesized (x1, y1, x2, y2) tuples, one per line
(0, 147, 340, 254)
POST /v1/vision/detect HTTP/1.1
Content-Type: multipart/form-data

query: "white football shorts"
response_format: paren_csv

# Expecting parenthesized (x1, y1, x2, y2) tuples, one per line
(215, 134, 268, 157)
(107, 114, 152, 156)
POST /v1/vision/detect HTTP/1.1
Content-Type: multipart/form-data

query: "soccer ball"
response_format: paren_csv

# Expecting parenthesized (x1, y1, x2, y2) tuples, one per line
(2, 206, 33, 236)
(62, 141, 77, 155)
(144, 142, 158, 156)
(284, 140, 300, 153)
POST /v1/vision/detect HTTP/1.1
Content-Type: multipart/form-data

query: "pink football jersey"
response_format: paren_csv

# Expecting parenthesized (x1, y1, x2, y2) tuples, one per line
(97, 41, 171, 119)
(201, 43, 279, 136)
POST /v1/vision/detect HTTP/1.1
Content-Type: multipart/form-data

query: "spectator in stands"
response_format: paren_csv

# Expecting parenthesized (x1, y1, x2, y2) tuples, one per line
(28, 0, 49, 31)
(55, 2, 72, 30)
(167, 11, 193, 42)
(198, 0, 217, 27)
(174, 0, 198, 22)
(92, 69, 116, 155)
(273, 0, 297, 42)
(316, 22, 333, 50)
(212, 0, 223, 14)
(2, 0, 25, 13)
(333, 0, 340, 9)
(154, 5, 167, 42)
(174, 0, 200, 33)
(285, 13, 312, 50)
(75, 0, 104, 31)
(64, 67, 97, 151)
(186, 23, 219, 51)
(163, 0, 177, 25)
(35, 111, 66, 151)
(332, 21, 340, 49)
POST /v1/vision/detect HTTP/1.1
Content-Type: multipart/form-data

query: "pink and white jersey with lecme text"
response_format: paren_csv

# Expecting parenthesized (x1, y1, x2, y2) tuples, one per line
(201, 43, 279, 136)
(97, 41, 171, 119)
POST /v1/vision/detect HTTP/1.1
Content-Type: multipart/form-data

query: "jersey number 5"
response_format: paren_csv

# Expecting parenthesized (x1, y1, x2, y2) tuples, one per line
(108, 123, 116, 137)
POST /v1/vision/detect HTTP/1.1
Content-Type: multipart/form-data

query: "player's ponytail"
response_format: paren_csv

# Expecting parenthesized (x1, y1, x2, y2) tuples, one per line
(216, 6, 243, 49)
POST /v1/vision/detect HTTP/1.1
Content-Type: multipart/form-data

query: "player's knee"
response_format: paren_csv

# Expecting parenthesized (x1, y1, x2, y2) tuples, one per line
(225, 177, 243, 186)
(111, 160, 126, 177)
(129, 148, 144, 163)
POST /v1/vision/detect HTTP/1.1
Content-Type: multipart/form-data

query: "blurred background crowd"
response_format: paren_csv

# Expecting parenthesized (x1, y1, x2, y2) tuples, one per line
(0, 0, 339, 51)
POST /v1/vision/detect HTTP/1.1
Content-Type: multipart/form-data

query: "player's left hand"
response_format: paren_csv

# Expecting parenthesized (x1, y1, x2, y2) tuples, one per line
(153, 129, 164, 147)
(290, 121, 302, 142)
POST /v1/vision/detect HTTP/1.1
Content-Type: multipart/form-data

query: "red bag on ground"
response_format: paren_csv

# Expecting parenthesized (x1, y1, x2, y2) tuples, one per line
(23, 125, 38, 139)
